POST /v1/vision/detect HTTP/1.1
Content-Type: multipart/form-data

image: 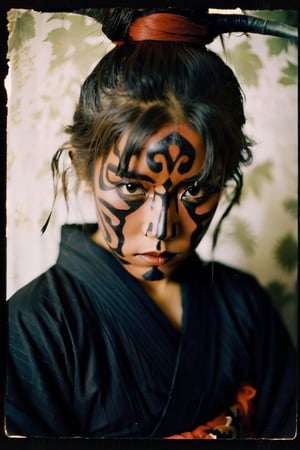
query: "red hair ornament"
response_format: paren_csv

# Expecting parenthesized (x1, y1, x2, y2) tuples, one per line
(129, 13, 213, 45)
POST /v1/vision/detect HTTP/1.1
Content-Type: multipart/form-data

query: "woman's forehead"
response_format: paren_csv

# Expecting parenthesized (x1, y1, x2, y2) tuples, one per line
(99, 123, 208, 184)
(118, 122, 205, 154)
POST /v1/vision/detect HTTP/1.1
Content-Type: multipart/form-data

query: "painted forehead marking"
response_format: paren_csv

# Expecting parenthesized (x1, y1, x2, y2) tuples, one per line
(114, 130, 200, 183)
(145, 131, 196, 176)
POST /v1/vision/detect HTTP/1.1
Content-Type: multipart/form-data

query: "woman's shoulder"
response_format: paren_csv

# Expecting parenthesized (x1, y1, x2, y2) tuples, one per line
(8, 265, 78, 320)
(198, 259, 269, 314)
(201, 259, 262, 289)
(8, 264, 95, 355)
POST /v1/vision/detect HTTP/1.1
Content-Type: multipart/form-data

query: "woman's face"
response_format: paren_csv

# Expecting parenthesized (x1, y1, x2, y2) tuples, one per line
(93, 123, 221, 281)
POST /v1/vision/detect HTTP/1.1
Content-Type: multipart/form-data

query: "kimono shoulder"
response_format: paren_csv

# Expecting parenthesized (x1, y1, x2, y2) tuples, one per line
(6, 265, 110, 436)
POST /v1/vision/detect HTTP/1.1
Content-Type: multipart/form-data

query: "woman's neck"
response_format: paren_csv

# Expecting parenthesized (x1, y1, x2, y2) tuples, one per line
(139, 277, 183, 330)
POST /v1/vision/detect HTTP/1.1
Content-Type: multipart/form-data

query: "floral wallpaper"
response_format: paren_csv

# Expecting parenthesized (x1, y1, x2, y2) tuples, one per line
(6, 10, 297, 344)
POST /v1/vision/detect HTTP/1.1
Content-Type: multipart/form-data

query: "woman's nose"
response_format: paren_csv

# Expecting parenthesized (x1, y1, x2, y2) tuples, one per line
(145, 193, 179, 241)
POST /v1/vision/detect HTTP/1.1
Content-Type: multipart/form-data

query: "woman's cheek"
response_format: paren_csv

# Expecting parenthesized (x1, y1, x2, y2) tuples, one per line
(194, 192, 221, 215)
(121, 205, 148, 240)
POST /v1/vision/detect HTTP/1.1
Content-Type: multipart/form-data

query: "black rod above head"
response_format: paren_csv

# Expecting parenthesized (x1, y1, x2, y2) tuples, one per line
(209, 13, 298, 40)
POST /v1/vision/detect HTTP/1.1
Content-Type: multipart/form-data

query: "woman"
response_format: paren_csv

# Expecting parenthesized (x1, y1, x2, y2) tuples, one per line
(6, 8, 296, 438)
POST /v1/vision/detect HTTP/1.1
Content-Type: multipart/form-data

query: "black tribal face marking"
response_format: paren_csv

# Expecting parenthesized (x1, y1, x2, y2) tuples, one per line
(94, 126, 221, 282)
(146, 132, 196, 174)
(144, 132, 195, 242)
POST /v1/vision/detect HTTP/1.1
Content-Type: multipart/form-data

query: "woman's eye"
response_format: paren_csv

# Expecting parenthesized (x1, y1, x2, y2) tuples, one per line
(182, 184, 205, 201)
(182, 183, 219, 203)
(118, 183, 146, 199)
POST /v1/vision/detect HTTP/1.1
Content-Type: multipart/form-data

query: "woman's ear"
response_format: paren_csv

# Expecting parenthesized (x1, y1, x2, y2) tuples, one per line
(69, 148, 77, 161)
(68, 147, 92, 187)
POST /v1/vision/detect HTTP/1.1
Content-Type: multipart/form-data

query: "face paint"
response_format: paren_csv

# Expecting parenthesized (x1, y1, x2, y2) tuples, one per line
(93, 123, 221, 281)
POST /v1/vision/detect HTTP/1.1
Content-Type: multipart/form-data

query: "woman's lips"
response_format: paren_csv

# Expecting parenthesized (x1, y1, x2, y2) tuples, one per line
(135, 252, 176, 266)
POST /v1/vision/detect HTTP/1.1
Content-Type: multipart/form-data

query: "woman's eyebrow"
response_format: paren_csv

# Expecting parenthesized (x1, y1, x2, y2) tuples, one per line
(182, 170, 223, 185)
(115, 168, 155, 183)
(181, 172, 211, 185)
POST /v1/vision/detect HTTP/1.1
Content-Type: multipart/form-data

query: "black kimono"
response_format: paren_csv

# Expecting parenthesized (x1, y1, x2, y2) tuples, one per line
(6, 224, 296, 438)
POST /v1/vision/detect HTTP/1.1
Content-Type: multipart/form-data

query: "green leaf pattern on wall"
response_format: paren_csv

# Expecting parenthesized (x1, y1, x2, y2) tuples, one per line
(224, 217, 256, 256)
(45, 15, 105, 73)
(7, 9, 36, 53)
(279, 61, 297, 85)
(225, 39, 263, 87)
(283, 198, 297, 218)
(273, 233, 297, 273)
(6, 10, 297, 344)
(242, 161, 273, 198)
